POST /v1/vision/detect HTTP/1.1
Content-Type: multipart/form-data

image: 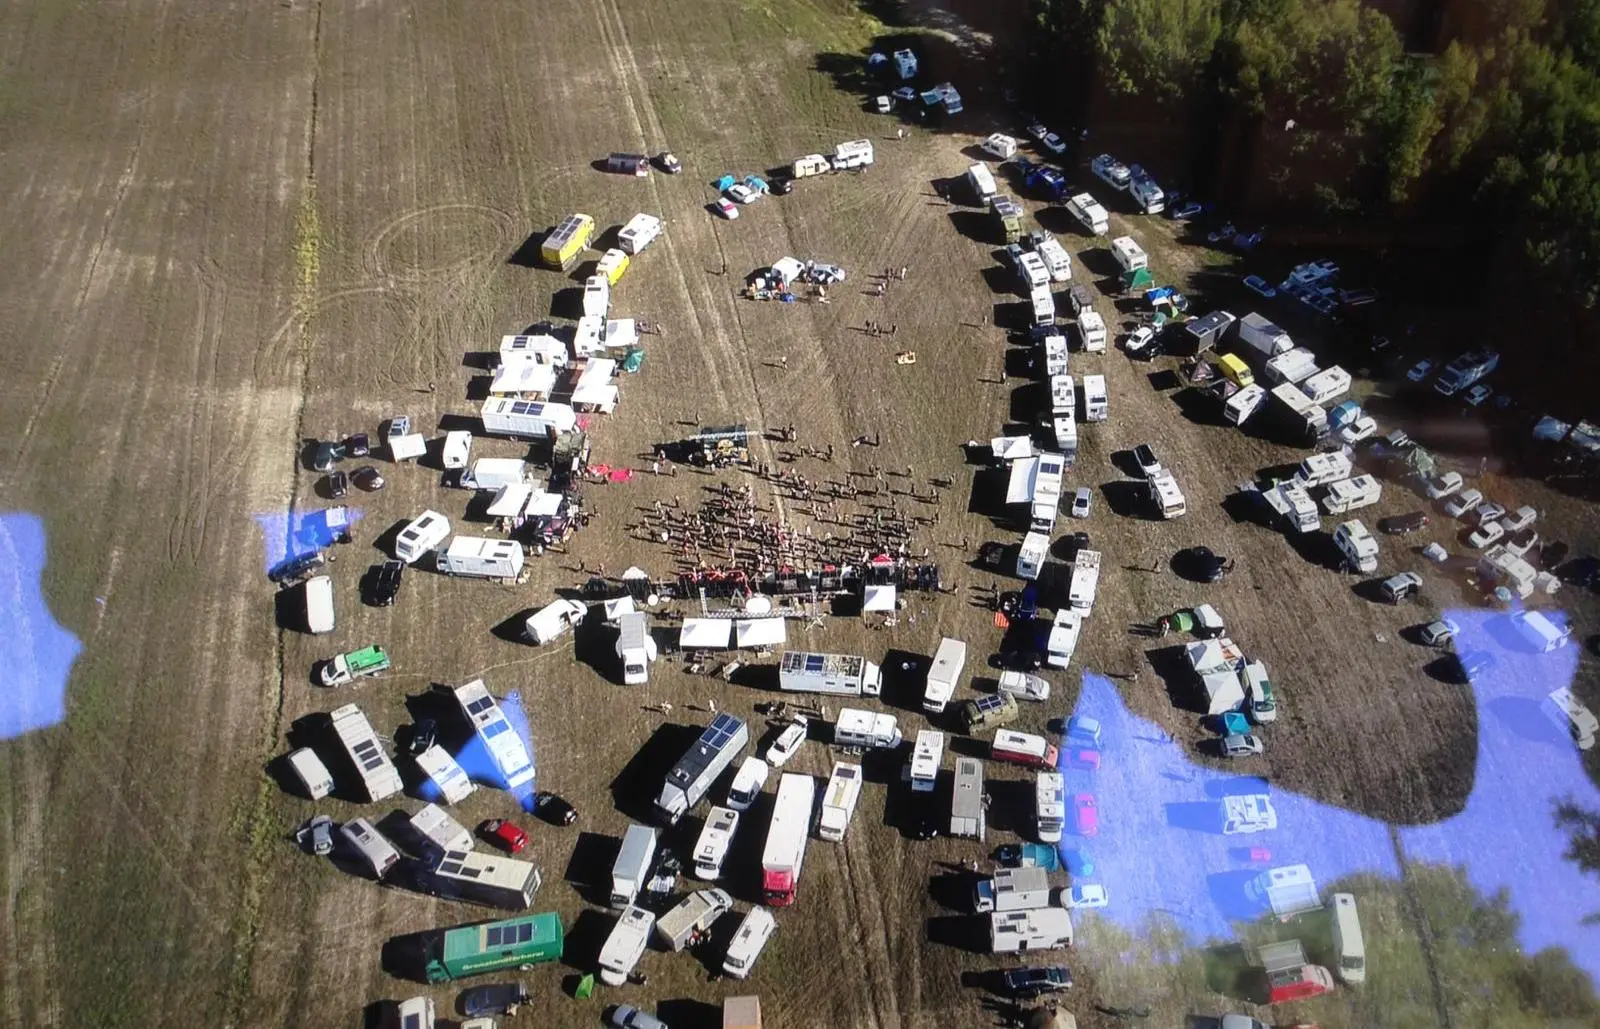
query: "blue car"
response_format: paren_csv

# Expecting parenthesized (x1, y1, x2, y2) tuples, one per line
(1024, 165, 1067, 198)
(1242, 274, 1277, 298)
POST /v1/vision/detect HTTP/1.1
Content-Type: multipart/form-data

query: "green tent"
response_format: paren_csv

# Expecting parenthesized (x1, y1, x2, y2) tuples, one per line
(622, 347, 645, 373)
(575, 974, 596, 999)
(1121, 267, 1155, 291)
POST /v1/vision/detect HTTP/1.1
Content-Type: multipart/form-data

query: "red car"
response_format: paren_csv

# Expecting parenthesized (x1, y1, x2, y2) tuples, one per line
(1073, 794, 1099, 836)
(1065, 748, 1101, 772)
(481, 818, 528, 853)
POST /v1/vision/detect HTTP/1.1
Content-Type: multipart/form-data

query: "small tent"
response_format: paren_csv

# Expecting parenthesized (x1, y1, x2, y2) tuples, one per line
(1121, 267, 1155, 291)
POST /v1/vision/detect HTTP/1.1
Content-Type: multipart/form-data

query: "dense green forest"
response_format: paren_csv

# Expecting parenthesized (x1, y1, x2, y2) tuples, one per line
(1033, 0, 1600, 308)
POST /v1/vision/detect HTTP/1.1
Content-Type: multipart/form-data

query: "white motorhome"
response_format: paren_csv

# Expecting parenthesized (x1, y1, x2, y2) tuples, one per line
(1478, 546, 1538, 600)
(330, 703, 402, 801)
(524, 598, 587, 645)
(726, 756, 769, 811)
(598, 905, 656, 986)
(1043, 336, 1070, 377)
(1068, 549, 1102, 615)
(449, 678, 535, 791)
(1268, 381, 1330, 443)
(1109, 236, 1147, 273)
(1081, 375, 1107, 421)
(1046, 609, 1081, 669)
(1224, 383, 1268, 425)
(480, 398, 578, 439)
(1017, 531, 1050, 581)
(778, 651, 882, 697)
(974, 865, 1053, 914)
(1246, 864, 1322, 918)
(1333, 519, 1379, 574)
(1222, 793, 1278, 835)
(1264, 347, 1319, 386)
(610, 824, 659, 909)
(693, 806, 740, 879)
(924, 637, 967, 713)
(1035, 771, 1065, 843)
(818, 761, 864, 841)
(340, 818, 401, 879)
(500, 332, 567, 368)
(581, 275, 610, 318)
(909, 729, 945, 793)
(395, 510, 451, 564)
(1295, 451, 1354, 488)
(1545, 687, 1598, 750)
(616, 611, 657, 684)
(1235, 313, 1293, 358)
(833, 709, 901, 750)
(1054, 413, 1078, 460)
(410, 803, 474, 856)
(967, 162, 998, 203)
(657, 713, 750, 825)
(617, 213, 663, 255)
(1147, 471, 1187, 519)
(441, 430, 473, 470)
(982, 133, 1018, 159)
(1065, 193, 1109, 235)
(656, 888, 734, 952)
(831, 139, 875, 170)
(1263, 481, 1319, 533)
(722, 906, 778, 980)
(1330, 892, 1366, 984)
(1320, 475, 1381, 515)
(1036, 236, 1072, 282)
(432, 848, 542, 910)
(991, 908, 1073, 953)
(287, 747, 334, 800)
(1302, 365, 1351, 404)
(413, 744, 476, 805)
(1017, 251, 1050, 291)
(1030, 286, 1056, 328)
(950, 756, 986, 839)
(1077, 310, 1107, 352)
(1130, 171, 1165, 214)
(438, 536, 524, 579)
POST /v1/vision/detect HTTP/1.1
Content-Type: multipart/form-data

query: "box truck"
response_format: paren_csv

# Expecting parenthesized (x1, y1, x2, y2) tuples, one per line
(762, 773, 817, 906)
(924, 637, 967, 713)
(610, 824, 659, 909)
(1236, 313, 1293, 358)
(778, 651, 882, 697)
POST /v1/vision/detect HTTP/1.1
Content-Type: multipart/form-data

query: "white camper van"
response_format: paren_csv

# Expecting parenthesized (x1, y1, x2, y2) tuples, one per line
(617, 213, 663, 255)
(615, 611, 657, 684)
(722, 906, 778, 979)
(693, 806, 740, 879)
(1330, 892, 1366, 984)
(924, 637, 967, 713)
(441, 430, 473, 470)
(1065, 193, 1109, 235)
(395, 510, 451, 564)
(982, 133, 1018, 159)
(287, 747, 334, 800)
(340, 818, 401, 879)
(582, 275, 610, 318)
(597, 906, 656, 986)
(1077, 310, 1107, 352)
(304, 575, 335, 635)
(990, 908, 1073, 953)
(524, 598, 587, 645)
(967, 162, 998, 203)
(726, 756, 770, 812)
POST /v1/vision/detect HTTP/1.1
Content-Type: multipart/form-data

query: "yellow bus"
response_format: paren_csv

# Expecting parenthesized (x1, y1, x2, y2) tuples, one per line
(541, 213, 595, 270)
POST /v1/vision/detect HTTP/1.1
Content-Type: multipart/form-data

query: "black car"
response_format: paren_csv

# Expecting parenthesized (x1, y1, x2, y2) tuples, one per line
(459, 982, 528, 1018)
(269, 550, 326, 585)
(311, 440, 347, 472)
(1450, 649, 1496, 683)
(1001, 965, 1073, 997)
(1180, 545, 1229, 582)
(407, 718, 437, 755)
(369, 560, 403, 606)
(1539, 540, 1570, 570)
(344, 432, 370, 457)
(996, 647, 1044, 671)
(1379, 511, 1430, 534)
(325, 471, 348, 500)
(352, 465, 386, 492)
(534, 791, 579, 826)
(769, 176, 793, 195)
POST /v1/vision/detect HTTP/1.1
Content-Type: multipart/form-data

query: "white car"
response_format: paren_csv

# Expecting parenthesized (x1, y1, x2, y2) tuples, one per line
(1070, 487, 1092, 519)
(714, 198, 739, 220)
(1338, 415, 1378, 444)
(1505, 528, 1539, 557)
(1060, 884, 1108, 909)
(1465, 520, 1505, 548)
(765, 719, 808, 767)
(1418, 617, 1461, 647)
(1464, 383, 1494, 407)
(1040, 132, 1067, 155)
(1425, 471, 1463, 500)
(1472, 501, 1506, 525)
(1406, 359, 1434, 383)
(1124, 325, 1156, 355)
(1132, 444, 1162, 478)
(1501, 504, 1537, 532)
(1442, 488, 1484, 519)
(725, 756, 769, 811)
(726, 183, 759, 204)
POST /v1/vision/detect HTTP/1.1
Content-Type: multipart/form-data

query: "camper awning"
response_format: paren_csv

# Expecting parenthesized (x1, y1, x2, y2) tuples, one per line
(525, 491, 563, 517)
(992, 435, 1036, 462)
(1202, 670, 1245, 715)
(603, 595, 636, 620)
(490, 361, 557, 396)
(1007, 457, 1040, 504)
(577, 358, 618, 385)
(570, 380, 618, 411)
(487, 484, 533, 518)
(389, 433, 427, 461)
(679, 618, 732, 649)
(603, 319, 639, 349)
(734, 617, 787, 649)
(863, 583, 897, 613)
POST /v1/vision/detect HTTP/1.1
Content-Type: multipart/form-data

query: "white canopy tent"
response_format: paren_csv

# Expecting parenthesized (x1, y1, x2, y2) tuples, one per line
(525, 491, 563, 517)
(992, 436, 1036, 463)
(679, 618, 732, 650)
(602, 595, 637, 621)
(486, 483, 533, 518)
(734, 618, 787, 649)
(1007, 457, 1040, 504)
(862, 583, 897, 614)
(489, 360, 557, 397)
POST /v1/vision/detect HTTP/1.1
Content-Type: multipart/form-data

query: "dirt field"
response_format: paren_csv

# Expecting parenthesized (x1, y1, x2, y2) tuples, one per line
(3, 2, 1598, 1029)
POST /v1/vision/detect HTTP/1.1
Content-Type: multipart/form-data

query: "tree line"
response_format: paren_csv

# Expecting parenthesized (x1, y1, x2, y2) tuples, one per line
(1033, 0, 1600, 308)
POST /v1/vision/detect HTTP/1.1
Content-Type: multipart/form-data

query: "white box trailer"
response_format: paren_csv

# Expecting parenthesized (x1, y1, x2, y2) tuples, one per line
(1046, 609, 1081, 669)
(616, 611, 657, 684)
(778, 651, 883, 697)
(818, 761, 864, 841)
(450, 678, 535, 791)
(1264, 347, 1319, 385)
(1110, 235, 1147, 273)
(1148, 471, 1187, 519)
(1068, 549, 1102, 615)
(611, 824, 659, 909)
(597, 905, 655, 986)
(1036, 236, 1072, 282)
(1236, 313, 1293, 358)
(330, 703, 403, 801)
(909, 729, 944, 792)
(1066, 193, 1108, 235)
(991, 907, 1073, 953)
(1036, 771, 1065, 843)
(287, 747, 334, 799)
(441, 430, 473, 470)
(1077, 310, 1107, 352)
(693, 806, 740, 879)
(834, 709, 901, 749)
(304, 574, 335, 635)
(1302, 365, 1351, 403)
(1082, 375, 1107, 421)
(462, 458, 528, 491)
(438, 536, 524, 579)
(414, 744, 477, 804)
(950, 756, 986, 839)
(1043, 336, 1069, 376)
(1017, 531, 1050, 581)
(1321, 474, 1381, 514)
(340, 818, 401, 879)
(617, 213, 663, 255)
(924, 637, 967, 713)
(480, 398, 577, 439)
(974, 865, 1053, 914)
(967, 162, 998, 203)
(395, 510, 450, 564)
(525, 598, 587, 645)
(410, 803, 475, 855)
(1225, 383, 1268, 425)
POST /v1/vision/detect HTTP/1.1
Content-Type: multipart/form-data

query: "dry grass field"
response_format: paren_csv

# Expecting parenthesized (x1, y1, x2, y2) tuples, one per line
(3, 2, 1599, 1029)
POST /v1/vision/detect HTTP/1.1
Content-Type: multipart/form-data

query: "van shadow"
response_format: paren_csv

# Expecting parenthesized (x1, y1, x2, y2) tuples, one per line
(564, 831, 620, 907)
(926, 913, 988, 953)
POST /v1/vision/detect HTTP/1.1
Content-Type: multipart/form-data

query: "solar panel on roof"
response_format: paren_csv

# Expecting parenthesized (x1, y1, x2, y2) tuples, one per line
(485, 721, 508, 739)
(805, 655, 824, 672)
(467, 696, 494, 715)
(440, 861, 462, 875)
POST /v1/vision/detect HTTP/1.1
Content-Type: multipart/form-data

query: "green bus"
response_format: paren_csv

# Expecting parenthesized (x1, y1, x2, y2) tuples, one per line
(424, 912, 563, 983)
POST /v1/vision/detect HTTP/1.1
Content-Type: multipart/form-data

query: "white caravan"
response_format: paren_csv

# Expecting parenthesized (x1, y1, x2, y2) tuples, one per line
(1065, 193, 1108, 235)
(598, 905, 656, 985)
(395, 510, 451, 564)
(437, 537, 524, 579)
(1035, 772, 1065, 843)
(693, 806, 740, 879)
(909, 729, 945, 793)
(1081, 375, 1107, 421)
(817, 761, 864, 842)
(990, 908, 1073, 953)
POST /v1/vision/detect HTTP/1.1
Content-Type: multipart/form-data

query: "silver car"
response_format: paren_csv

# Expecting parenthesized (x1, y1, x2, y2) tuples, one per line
(1221, 733, 1263, 758)
(612, 1006, 669, 1029)
(1071, 487, 1092, 519)
(1419, 618, 1460, 647)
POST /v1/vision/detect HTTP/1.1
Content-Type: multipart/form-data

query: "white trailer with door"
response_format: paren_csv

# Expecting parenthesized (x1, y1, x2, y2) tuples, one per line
(438, 537, 524, 579)
(924, 637, 967, 713)
(833, 709, 901, 750)
(414, 744, 476, 804)
(395, 510, 451, 563)
(410, 803, 474, 855)
(990, 908, 1073, 953)
(330, 703, 403, 802)
(818, 761, 864, 842)
(480, 398, 578, 439)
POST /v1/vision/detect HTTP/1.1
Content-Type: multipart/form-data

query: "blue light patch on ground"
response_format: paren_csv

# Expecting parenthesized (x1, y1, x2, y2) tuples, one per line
(0, 513, 82, 739)
(1060, 605, 1600, 981)
(254, 506, 363, 574)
